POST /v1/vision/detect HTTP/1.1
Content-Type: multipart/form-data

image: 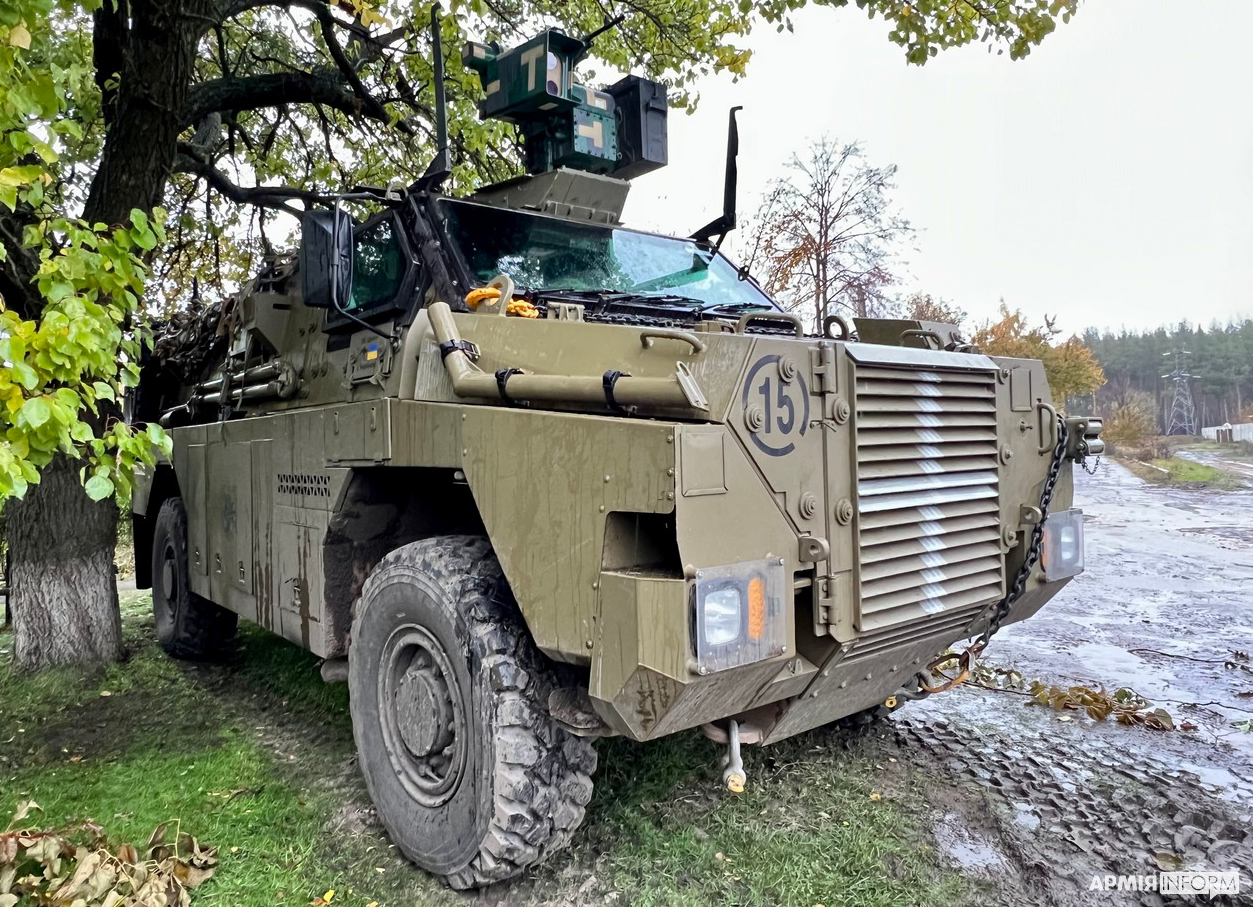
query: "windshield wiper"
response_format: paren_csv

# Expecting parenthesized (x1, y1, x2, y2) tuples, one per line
(694, 301, 773, 317)
(528, 288, 708, 309)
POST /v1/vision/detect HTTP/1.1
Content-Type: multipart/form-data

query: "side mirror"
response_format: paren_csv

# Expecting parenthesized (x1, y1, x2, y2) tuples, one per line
(300, 208, 354, 308)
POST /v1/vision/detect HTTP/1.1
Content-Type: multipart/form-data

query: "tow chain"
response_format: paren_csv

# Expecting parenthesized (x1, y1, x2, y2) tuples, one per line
(920, 413, 1071, 694)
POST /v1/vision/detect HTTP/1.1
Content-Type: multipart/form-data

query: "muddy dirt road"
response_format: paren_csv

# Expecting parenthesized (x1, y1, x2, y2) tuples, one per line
(897, 460, 1253, 905)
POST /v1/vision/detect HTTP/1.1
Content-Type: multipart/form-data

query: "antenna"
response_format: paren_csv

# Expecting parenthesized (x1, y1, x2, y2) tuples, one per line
(691, 106, 742, 251)
(574, 14, 625, 62)
(419, 3, 451, 189)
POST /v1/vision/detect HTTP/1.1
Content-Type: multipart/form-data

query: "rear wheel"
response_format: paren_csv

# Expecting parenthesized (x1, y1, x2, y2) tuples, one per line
(151, 497, 237, 659)
(348, 536, 597, 889)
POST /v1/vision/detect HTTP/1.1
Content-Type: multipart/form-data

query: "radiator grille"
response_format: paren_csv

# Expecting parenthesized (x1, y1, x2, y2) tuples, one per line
(853, 365, 1003, 633)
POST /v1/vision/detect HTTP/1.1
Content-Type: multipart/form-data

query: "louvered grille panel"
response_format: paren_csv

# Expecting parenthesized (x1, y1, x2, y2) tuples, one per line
(853, 366, 1003, 633)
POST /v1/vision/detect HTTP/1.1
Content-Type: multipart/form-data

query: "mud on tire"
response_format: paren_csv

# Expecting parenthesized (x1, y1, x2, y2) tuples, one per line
(348, 536, 597, 889)
(151, 497, 238, 659)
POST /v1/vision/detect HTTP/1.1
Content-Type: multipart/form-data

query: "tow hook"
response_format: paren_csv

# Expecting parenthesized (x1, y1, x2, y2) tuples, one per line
(721, 719, 746, 793)
(700, 715, 768, 792)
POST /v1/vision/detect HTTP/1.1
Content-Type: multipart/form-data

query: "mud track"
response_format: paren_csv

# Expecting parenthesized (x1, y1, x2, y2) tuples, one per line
(885, 461, 1253, 905)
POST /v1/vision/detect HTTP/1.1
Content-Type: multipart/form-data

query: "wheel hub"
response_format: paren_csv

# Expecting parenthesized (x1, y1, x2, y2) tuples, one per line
(395, 660, 454, 758)
(378, 625, 467, 807)
(160, 552, 176, 600)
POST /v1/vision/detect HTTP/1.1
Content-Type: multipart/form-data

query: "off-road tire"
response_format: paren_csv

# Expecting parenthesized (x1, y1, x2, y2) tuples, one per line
(151, 497, 238, 659)
(348, 536, 597, 889)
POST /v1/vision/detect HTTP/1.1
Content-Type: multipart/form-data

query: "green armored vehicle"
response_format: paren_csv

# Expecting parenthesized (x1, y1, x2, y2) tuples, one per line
(130, 17, 1103, 889)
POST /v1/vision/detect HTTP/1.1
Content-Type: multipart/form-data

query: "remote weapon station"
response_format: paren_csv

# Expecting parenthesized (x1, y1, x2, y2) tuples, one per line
(131, 10, 1103, 889)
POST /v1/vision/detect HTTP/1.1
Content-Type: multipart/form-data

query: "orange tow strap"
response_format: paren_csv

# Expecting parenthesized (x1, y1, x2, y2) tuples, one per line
(464, 286, 539, 318)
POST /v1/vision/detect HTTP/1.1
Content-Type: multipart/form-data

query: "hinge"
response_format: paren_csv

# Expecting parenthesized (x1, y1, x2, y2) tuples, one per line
(811, 342, 837, 395)
(813, 574, 833, 636)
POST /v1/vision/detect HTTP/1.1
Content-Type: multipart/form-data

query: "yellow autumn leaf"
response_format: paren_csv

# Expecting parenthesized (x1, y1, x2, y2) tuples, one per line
(8, 22, 31, 49)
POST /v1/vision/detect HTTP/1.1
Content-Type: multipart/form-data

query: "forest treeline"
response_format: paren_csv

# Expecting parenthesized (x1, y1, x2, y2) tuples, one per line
(1080, 319, 1253, 430)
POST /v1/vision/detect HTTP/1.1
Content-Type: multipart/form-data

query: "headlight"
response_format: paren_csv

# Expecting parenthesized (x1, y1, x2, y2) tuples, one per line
(701, 585, 743, 647)
(1042, 508, 1084, 581)
(690, 559, 786, 674)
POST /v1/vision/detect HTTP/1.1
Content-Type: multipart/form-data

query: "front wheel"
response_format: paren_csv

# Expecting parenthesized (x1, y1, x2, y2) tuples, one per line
(348, 536, 597, 889)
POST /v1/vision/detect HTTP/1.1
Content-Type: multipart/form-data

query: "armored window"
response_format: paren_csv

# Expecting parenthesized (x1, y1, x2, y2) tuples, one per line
(349, 216, 405, 312)
(439, 199, 778, 311)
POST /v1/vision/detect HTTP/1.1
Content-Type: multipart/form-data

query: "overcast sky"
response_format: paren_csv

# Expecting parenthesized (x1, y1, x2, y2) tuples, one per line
(622, 1, 1253, 336)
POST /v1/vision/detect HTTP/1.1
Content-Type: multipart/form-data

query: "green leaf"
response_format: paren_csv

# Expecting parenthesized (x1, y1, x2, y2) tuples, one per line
(0, 164, 43, 186)
(18, 458, 39, 483)
(84, 474, 114, 501)
(131, 227, 157, 251)
(92, 380, 116, 402)
(10, 360, 38, 390)
(19, 396, 51, 429)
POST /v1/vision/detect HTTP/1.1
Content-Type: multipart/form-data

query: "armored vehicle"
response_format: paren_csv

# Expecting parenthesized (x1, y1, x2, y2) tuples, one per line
(130, 15, 1103, 890)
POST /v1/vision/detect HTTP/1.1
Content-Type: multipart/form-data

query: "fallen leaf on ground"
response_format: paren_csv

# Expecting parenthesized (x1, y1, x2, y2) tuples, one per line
(10, 801, 41, 824)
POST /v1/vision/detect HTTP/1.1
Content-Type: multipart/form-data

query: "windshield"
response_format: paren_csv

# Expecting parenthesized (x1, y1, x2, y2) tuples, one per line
(439, 199, 776, 310)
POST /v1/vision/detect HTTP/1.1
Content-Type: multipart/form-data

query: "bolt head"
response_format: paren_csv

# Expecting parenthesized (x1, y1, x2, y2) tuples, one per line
(835, 498, 854, 525)
(745, 405, 766, 432)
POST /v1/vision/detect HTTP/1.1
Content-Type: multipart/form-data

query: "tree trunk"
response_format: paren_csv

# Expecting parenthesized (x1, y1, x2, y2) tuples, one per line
(6, 0, 205, 672)
(85, 0, 202, 223)
(7, 453, 121, 672)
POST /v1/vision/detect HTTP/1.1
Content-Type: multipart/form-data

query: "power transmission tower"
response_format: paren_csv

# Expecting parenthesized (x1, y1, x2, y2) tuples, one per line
(1162, 349, 1198, 436)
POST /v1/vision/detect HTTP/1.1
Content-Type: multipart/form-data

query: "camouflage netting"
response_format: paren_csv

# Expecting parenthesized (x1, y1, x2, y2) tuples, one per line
(149, 255, 296, 384)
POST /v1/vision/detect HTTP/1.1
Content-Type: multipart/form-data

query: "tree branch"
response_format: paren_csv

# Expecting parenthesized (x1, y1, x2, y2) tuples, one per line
(184, 68, 383, 129)
(175, 143, 336, 215)
(311, 3, 415, 137)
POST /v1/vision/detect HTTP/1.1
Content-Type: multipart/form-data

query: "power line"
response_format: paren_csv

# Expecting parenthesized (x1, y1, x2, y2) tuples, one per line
(1161, 348, 1197, 436)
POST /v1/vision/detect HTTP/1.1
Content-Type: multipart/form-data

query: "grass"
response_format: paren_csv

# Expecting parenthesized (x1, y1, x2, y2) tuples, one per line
(1, 592, 970, 907)
(1150, 457, 1242, 488)
(1124, 455, 1244, 490)
(0, 591, 438, 907)
(581, 735, 969, 907)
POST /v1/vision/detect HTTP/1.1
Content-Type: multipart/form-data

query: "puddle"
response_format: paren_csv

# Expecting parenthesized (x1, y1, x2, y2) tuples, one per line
(932, 811, 1011, 874)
